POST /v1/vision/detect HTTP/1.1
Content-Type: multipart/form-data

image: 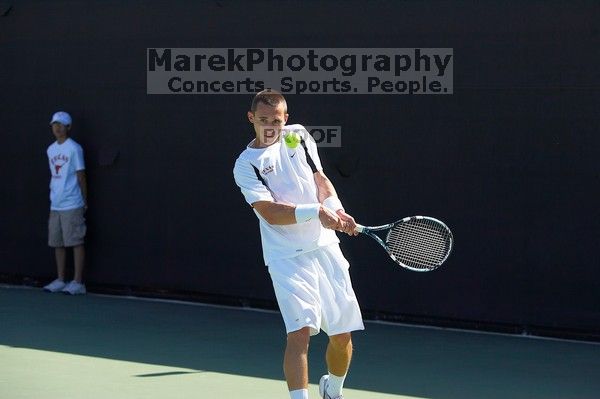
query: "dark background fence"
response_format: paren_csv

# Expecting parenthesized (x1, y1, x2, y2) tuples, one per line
(1, 1, 599, 338)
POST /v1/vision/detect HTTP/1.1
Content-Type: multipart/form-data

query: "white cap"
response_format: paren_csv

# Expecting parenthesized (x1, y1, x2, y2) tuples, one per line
(50, 111, 72, 126)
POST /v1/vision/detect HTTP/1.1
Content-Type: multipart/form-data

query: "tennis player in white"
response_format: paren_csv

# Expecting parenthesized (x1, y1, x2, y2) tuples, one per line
(233, 90, 364, 399)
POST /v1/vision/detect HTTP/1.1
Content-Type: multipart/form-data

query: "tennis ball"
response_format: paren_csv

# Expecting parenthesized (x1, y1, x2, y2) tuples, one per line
(284, 132, 301, 149)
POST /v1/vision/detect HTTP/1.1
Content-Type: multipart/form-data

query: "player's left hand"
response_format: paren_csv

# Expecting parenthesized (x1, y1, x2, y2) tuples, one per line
(336, 210, 359, 236)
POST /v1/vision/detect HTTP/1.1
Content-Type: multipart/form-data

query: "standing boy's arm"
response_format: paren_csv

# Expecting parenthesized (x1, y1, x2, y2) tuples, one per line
(76, 170, 88, 209)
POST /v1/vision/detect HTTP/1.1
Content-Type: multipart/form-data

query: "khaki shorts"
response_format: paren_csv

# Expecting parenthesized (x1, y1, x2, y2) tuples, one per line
(48, 207, 86, 247)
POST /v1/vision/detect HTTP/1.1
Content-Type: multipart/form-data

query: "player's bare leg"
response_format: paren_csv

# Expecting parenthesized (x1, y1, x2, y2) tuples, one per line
(284, 327, 311, 391)
(323, 332, 353, 396)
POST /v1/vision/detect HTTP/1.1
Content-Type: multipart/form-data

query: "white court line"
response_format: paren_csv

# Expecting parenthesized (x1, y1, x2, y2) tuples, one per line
(2, 283, 598, 346)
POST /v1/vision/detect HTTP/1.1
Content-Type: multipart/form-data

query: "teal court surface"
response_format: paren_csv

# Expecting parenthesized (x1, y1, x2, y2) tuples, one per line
(1, 285, 599, 399)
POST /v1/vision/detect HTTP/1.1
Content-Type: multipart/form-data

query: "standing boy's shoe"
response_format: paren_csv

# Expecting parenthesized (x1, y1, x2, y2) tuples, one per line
(43, 278, 66, 293)
(62, 281, 86, 295)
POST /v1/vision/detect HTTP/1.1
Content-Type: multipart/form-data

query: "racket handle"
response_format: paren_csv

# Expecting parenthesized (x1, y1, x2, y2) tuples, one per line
(354, 224, 365, 233)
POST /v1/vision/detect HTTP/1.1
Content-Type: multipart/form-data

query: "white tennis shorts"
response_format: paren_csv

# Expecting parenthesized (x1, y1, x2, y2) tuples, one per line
(268, 243, 364, 336)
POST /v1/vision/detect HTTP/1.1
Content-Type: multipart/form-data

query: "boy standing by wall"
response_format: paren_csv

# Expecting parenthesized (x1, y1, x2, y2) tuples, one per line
(43, 111, 88, 295)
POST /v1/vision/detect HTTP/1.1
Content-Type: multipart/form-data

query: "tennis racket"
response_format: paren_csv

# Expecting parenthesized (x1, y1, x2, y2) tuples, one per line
(355, 216, 453, 272)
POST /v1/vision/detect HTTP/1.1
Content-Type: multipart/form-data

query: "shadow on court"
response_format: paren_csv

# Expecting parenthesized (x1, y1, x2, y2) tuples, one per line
(1, 286, 599, 399)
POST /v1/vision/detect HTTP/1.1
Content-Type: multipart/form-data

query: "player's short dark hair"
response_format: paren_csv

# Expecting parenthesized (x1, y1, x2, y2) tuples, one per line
(251, 89, 287, 113)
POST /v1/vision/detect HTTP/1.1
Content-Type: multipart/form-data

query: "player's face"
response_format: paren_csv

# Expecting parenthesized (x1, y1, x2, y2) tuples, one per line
(247, 102, 288, 148)
(51, 122, 69, 142)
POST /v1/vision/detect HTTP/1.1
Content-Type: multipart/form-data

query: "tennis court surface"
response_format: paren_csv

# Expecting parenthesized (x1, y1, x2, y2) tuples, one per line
(1, 285, 599, 399)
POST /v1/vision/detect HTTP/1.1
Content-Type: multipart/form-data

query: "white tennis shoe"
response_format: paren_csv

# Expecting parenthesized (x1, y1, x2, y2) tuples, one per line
(319, 374, 344, 399)
(62, 281, 86, 295)
(43, 278, 66, 292)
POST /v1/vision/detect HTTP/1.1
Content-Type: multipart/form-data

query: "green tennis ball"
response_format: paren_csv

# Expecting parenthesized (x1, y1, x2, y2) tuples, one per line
(284, 132, 301, 149)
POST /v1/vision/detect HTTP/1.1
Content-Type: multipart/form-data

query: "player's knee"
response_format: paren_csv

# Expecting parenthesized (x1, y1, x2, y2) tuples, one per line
(287, 327, 311, 350)
(329, 332, 352, 350)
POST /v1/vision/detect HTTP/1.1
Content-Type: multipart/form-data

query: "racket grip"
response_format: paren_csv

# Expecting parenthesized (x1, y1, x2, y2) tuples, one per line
(354, 224, 365, 233)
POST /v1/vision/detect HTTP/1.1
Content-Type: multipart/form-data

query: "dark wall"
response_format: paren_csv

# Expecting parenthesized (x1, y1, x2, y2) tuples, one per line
(1, 1, 599, 334)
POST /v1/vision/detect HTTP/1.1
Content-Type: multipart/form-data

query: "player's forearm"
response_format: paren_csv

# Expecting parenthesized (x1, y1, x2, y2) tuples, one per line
(253, 201, 333, 226)
(314, 170, 348, 217)
(253, 201, 297, 225)
(314, 171, 338, 203)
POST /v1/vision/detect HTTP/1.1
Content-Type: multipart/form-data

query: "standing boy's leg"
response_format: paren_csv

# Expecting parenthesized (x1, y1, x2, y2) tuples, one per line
(55, 247, 66, 280)
(49, 211, 66, 280)
(73, 245, 85, 283)
(44, 211, 68, 292)
(63, 207, 86, 284)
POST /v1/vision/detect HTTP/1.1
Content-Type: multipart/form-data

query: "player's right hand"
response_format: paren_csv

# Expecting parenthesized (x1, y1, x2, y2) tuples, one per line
(336, 210, 358, 236)
(318, 205, 343, 230)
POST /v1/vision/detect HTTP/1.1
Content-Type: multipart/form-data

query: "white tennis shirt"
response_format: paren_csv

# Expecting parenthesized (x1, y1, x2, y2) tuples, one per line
(233, 124, 339, 265)
(47, 138, 86, 211)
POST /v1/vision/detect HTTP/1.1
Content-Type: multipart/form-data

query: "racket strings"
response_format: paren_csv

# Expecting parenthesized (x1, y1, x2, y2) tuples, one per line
(386, 219, 451, 270)
(394, 232, 449, 266)
(394, 226, 448, 259)
(397, 224, 451, 262)
(389, 236, 446, 269)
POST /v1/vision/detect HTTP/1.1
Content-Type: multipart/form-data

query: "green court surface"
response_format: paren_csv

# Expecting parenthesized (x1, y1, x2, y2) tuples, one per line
(1, 286, 599, 399)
